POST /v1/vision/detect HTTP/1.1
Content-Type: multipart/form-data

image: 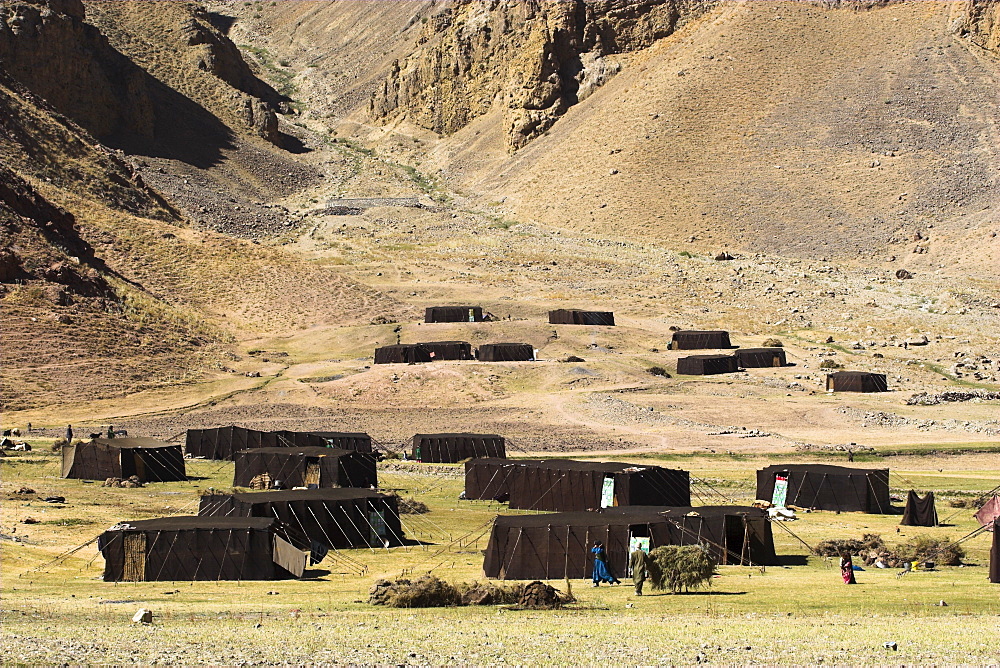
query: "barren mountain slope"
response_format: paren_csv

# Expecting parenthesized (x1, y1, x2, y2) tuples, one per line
(418, 1, 1000, 263)
(204, 0, 436, 124)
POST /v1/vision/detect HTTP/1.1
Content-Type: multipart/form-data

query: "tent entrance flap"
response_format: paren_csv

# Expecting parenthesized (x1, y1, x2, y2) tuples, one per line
(601, 476, 615, 508)
(123, 532, 146, 581)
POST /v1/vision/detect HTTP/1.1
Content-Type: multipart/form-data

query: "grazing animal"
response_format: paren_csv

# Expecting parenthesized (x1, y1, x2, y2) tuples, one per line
(11, 428, 20, 437)
(1, 429, 10, 437)
(89, 433, 102, 440)
(114, 429, 128, 437)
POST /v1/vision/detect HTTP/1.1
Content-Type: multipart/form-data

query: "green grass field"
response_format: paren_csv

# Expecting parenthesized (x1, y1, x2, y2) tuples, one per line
(3, 446, 999, 664)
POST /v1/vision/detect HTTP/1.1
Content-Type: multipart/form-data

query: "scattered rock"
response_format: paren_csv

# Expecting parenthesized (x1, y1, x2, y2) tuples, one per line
(132, 608, 153, 624)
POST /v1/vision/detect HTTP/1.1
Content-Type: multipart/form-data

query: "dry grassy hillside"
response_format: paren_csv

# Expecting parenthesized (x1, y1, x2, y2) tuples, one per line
(419, 1, 1000, 265)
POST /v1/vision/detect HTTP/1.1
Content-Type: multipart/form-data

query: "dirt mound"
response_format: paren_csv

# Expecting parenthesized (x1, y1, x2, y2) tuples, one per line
(517, 581, 574, 609)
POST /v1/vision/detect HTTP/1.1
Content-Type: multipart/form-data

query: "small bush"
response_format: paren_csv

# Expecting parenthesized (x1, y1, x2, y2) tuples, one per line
(762, 338, 783, 348)
(948, 498, 973, 508)
(896, 535, 965, 566)
(647, 366, 671, 377)
(390, 494, 429, 514)
(648, 545, 715, 593)
(819, 359, 842, 369)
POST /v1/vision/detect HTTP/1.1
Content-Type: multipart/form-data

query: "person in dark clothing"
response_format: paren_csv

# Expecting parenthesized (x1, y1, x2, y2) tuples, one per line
(591, 541, 620, 587)
(65, 425, 73, 444)
(840, 553, 857, 584)
(107, 424, 115, 439)
(630, 548, 651, 595)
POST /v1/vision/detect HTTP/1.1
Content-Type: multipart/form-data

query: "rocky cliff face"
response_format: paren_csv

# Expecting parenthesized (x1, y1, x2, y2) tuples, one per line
(958, 0, 1000, 54)
(370, 0, 714, 151)
(0, 0, 283, 148)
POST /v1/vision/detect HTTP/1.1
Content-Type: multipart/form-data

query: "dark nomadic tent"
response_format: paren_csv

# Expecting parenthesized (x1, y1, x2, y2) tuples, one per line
(412, 433, 505, 463)
(476, 343, 534, 362)
(676, 354, 739, 375)
(548, 310, 615, 326)
(826, 371, 888, 393)
(991, 518, 1000, 583)
(975, 495, 1000, 528)
(98, 516, 307, 582)
(185, 426, 372, 460)
(736, 348, 787, 368)
(670, 330, 732, 350)
(199, 489, 404, 549)
(374, 344, 432, 364)
(483, 506, 778, 580)
(374, 342, 473, 363)
(756, 464, 890, 513)
(900, 490, 938, 527)
(425, 306, 483, 323)
(62, 437, 186, 482)
(234, 447, 377, 489)
(465, 458, 690, 511)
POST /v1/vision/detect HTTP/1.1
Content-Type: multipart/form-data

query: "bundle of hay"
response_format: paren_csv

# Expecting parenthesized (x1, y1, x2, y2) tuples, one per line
(103, 476, 144, 488)
(459, 581, 523, 606)
(648, 545, 716, 593)
(517, 581, 573, 609)
(368, 575, 462, 608)
(814, 533, 963, 567)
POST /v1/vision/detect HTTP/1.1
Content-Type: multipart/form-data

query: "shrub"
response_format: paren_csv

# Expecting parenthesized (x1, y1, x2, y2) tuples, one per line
(896, 535, 965, 566)
(647, 366, 671, 377)
(390, 494, 430, 514)
(819, 359, 842, 369)
(648, 545, 715, 593)
(762, 338, 783, 348)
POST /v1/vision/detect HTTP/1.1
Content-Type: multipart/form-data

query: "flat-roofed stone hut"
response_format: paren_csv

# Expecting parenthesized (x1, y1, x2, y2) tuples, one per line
(483, 506, 778, 580)
(62, 437, 186, 482)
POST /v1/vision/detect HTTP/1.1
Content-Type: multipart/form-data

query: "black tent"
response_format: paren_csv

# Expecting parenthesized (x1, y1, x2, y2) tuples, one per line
(476, 343, 534, 362)
(234, 447, 377, 489)
(465, 458, 690, 511)
(483, 506, 777, 580)
(826, 371, 888, 393)
(548, 310, 615, 326)
(425, 306, 484, 323)
(185, 426, 372, 460)
(901, 490, 938, 527)
(412, 433, 506, 463)
(756, 464, 890, 513)
(98, 516, 307, 582)
(199, 489, 404, 549)
(62, 437, 186, 482)
(736, 348, 787, 368)
(374, 342, 473, 363)
(374, 344, 433, 364)
(676, 354, 739, 375)
(991, 518, 1000, 583)
(670, 330, 732, 350)
(464, 457, 517, 501)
